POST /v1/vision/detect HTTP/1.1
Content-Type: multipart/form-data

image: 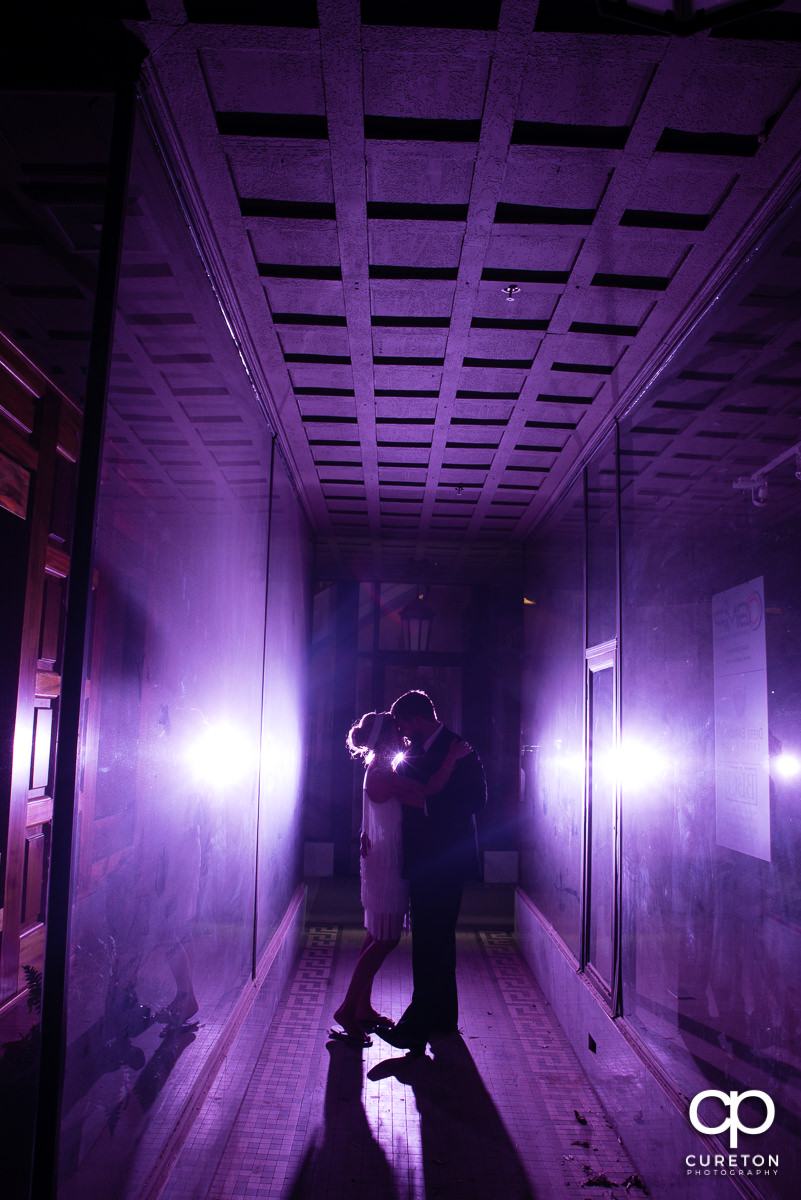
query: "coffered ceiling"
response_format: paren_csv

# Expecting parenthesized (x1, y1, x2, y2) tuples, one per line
(2, 2, 801, 580)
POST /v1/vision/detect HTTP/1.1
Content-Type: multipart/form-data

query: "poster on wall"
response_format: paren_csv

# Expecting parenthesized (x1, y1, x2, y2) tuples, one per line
(712, 575, 771, 861)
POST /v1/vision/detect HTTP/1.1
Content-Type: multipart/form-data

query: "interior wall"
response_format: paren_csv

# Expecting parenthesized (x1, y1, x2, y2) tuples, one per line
(618, 443, 800, 1188)
(256, 449, 312, 958)
(52, 105, 312, 1200)
(519, 191, 801, 1198)
(520, 478, 585, 957)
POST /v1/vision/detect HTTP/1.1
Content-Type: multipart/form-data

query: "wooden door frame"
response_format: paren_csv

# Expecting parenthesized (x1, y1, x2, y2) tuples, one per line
(581, 638, 623, 1015)
(0, 337, 81, 1010)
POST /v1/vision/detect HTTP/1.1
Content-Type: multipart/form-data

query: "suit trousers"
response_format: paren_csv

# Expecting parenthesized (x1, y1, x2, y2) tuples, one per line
(398, 871, 464, 1038)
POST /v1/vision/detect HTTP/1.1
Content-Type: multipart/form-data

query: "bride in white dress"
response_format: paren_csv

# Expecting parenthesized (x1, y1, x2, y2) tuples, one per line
(332, 710, 469, 1046)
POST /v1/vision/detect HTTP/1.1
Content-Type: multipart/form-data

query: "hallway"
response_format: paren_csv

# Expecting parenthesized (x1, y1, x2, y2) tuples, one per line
(160, 900, 645, 1200)
(4, 9, 801, 1200)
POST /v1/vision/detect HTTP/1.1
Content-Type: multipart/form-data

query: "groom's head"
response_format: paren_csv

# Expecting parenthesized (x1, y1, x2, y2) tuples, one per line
(390, 690, 438, 745)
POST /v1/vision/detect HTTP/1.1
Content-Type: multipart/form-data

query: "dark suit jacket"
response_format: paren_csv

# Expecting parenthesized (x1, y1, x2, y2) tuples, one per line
(398, 726, 487, 882)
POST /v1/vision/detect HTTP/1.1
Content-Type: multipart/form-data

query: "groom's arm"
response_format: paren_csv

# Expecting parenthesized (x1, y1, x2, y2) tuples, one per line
(425, 746, 486, 826)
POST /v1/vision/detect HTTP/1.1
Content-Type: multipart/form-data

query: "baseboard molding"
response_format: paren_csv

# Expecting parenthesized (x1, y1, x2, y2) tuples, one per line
(514, 889, 763, 1200)
(140, 884, 306, 1200)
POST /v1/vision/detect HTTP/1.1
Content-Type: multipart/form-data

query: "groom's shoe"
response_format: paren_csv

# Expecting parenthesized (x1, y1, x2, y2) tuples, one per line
(375, 1024, 427, 1056)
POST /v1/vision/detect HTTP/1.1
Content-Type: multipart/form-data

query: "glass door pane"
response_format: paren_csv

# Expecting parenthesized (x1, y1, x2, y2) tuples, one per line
(586, 650, 616, 993)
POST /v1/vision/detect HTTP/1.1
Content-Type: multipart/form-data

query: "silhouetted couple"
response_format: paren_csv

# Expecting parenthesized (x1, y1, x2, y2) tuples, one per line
(333, 690, 486, 1055)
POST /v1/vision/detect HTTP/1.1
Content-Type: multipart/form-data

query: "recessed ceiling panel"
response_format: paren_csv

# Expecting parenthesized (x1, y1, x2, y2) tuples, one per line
(366, 143, 477, 205)
(289, 363, 354, 390)
(369, 279, 456, 316)
(591, 231, 691, 281)
(666, 62, 801, 136)
(367, 221, 465, 268)
(500, 148, 614, 210)
(227, 142, 333, 202)
(457, 367, 527, 394)
(247, 221, 339, 265)
(373, 364, 442, 391)
(465, 328, 543, 359)
(552, 334, 627, 370)
(277, 327, 351, 356)
(363, 52, 491, 120)
(262, 279, 345, 314)
(201, 48, 325, 114)
(568, 292, 654, 330)
(372, 329, 448, 357)
(485, 231, 583, 274)
(518, 46, 658, 127)
(624, 159, 739, 216)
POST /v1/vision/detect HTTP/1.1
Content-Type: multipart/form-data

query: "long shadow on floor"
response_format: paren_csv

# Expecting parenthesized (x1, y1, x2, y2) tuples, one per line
(286, 1032, 539, 1200)
(286, 1038, 398, 1200)
(368, 1033, 538, 1200)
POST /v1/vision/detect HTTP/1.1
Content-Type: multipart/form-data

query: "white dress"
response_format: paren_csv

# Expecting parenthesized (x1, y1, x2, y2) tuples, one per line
(360, 779, 409, 941)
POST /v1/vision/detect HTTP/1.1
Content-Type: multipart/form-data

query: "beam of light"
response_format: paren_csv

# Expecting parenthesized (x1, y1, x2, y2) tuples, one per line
(616, 739, 670, 793)
(538, 736, 672, 798)
(773, 752, 800, 779)
(587, 738, 670, 794)
(391, 751, 406, 771)
(188, 720, 255, 789)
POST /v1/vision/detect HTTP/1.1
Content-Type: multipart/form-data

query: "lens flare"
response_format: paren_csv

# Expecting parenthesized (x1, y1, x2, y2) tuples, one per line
(591, 739, 669, 793)
(189, 721, 255, 789)
(774, 752, 800, 779)
(542, 736, 672, 797)
(617, 740, 669, 792)
(391, 751, 406, 771)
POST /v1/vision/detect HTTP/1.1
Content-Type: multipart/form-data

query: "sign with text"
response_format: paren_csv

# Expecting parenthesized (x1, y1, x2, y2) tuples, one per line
(712, 577, 770, 861)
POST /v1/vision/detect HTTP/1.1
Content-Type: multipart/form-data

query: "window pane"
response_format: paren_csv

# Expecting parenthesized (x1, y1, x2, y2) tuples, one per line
(520, 475, 585, 957)
(588, 665, 614, 988)
(587, 431, 617, 647)
(56, 107, 310, 1196)
(618, 185, 801, 1171)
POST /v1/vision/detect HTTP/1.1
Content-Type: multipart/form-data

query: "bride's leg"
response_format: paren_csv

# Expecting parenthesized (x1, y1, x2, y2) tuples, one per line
(354, 935, 400, 1020)
(334, 932, 377, 1036)
(335, 932, 400, 1030)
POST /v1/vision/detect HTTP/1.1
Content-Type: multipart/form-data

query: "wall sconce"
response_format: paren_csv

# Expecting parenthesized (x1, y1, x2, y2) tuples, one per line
(400, 591, 435, 652)
(502, 284, 519, 302)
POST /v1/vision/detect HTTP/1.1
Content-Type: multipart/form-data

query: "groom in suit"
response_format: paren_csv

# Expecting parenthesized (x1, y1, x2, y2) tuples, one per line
(377, 689, 486, 1054)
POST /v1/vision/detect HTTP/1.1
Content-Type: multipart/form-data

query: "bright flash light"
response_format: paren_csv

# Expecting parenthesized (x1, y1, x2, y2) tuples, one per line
(774, 752, 801, 779)
(391, 751, 406, 771)
(189, 721, 255, 789)
(617, 741, 668, 791)
(592, 739, 669, 793)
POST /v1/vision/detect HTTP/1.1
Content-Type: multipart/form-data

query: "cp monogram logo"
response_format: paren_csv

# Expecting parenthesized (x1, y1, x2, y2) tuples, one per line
(689, 1090, 775, 1149)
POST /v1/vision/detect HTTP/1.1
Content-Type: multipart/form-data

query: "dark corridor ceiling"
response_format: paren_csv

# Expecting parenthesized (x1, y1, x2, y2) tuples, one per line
(2, 2, 801, 581)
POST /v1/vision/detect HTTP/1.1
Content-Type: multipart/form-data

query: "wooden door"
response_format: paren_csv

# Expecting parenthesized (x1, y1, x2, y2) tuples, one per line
(0, 330, 80, 1021)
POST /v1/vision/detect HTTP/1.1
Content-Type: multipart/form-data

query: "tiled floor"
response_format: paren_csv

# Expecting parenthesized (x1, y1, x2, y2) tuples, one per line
(162, 923, 649, 1200)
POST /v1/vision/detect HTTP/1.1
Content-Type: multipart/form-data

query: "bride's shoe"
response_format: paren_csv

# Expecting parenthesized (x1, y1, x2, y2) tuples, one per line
(333, 1005, 372, 1046)
(329, 1026, 371, 1048)
(358, 1011, 395, 1032)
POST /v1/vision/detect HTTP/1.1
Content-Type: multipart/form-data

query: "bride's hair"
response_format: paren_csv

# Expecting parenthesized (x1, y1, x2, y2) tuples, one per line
(347, 711, 393, 759)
